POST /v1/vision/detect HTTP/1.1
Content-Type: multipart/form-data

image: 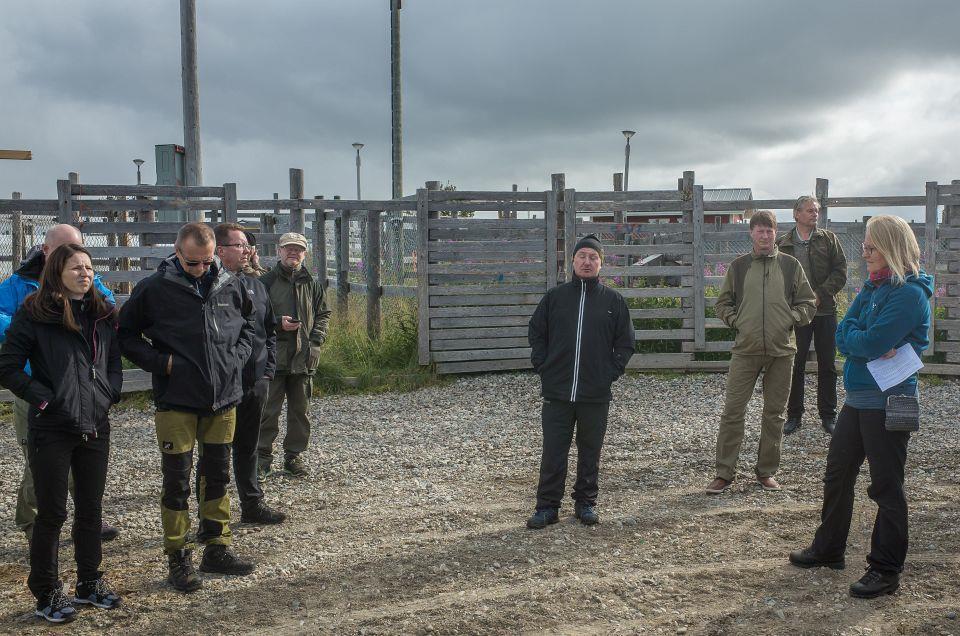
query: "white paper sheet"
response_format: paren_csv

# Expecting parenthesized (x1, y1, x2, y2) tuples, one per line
(866, 344, 924, 392)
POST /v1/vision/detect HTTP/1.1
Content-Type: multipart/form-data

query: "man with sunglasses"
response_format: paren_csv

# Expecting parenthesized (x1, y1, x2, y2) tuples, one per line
(119, 223, 256, 592)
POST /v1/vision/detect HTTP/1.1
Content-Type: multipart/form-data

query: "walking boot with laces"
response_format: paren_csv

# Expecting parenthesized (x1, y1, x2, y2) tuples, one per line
(200, 544, 255, 575)
(167, 548, 203, 593)
(35, 582, 77, 623)
(849, 568, 900, 599)
(74, 576, 122, 609)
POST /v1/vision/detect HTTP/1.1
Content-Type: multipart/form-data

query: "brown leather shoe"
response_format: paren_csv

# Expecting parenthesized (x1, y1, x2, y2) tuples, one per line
(705, 477, 732, 494)
(758, 476, 782, 491)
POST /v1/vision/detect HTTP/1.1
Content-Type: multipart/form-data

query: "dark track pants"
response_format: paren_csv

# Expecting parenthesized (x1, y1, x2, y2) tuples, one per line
(811, 404, 911, 573)
(27, 429, 108, 601)
(233, 379, 269, 510)
(535, 400, 609, 511)
(787, 314, 838, 420)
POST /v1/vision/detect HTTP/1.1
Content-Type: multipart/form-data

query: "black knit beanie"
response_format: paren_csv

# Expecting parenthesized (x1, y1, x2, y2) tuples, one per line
(573, 234, 603, 262)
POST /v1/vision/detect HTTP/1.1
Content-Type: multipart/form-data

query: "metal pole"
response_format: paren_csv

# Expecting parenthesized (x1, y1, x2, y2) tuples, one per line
(180, 0, 203, 216)
(390, 0, 402, 200)
(353, 143, 364, 200)
(622, 130, 635, 192)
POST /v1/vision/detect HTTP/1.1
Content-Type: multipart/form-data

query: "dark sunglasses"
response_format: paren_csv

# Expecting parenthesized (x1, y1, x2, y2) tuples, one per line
(177, 249, 215, 267)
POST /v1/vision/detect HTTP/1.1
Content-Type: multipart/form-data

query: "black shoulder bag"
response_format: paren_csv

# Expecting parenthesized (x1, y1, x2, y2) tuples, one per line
(885, 394, 920, 432)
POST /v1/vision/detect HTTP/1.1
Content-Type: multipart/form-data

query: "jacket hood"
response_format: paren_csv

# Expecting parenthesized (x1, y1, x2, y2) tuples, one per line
(14, 245, 45, 281)
(864, 271, 934, 298)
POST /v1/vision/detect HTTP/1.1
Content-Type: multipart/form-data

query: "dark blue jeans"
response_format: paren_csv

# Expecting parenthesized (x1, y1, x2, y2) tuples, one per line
(28, 428, 109, 600)
(535, 400, 609, 511)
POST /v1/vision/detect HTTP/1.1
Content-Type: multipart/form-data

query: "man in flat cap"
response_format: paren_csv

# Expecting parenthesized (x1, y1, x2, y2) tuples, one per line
(526, 234, 635, 528)
(257, 232, 330, 480)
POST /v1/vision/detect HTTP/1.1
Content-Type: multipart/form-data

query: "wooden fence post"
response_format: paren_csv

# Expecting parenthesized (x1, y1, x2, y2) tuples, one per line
(336, 202, 349, 318)
(366, 208, 382, 339)
(223, 183, 238, 222)
(545, 188, 558, 289)
(944, 179, 960, 364)
(613, 172, 627, 282)
(57, 180, 72, 224)
(680, 171, 695, 351)
(314, 196, 327, 289)
(289, 169, 305, 234)
(416, 188, 430, 365)
(692, 185, 705, 350)
(563, 188, 576, 281)
(925, 181, 938, 355)
(11, 192, 23, 269)
(552, 174, 565, 282)
(816, 178, 829, 228)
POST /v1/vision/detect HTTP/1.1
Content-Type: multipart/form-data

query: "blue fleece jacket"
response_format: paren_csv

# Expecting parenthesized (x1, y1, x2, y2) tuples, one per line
(836, 271, 933, 408)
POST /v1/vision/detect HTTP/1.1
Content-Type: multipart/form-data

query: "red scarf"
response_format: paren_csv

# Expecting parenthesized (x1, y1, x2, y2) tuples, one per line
(869, 267, 893, 285)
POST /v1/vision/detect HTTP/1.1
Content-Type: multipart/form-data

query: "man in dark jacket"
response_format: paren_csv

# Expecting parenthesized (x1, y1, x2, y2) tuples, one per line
(119, 223, 256, 592)
(257, 232, 330, 479)
(526, 234, 635, 529)
(776, 196, 848, 435)
(213, 224, 285, 525)
(0, 224, 119, 544)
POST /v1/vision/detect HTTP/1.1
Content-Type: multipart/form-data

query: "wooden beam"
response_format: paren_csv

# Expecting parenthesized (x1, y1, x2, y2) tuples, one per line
(0, 150, 32, 160)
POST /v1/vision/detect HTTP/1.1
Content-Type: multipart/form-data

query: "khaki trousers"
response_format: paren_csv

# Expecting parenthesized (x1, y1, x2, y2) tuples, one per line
(715, 353, 793, 481)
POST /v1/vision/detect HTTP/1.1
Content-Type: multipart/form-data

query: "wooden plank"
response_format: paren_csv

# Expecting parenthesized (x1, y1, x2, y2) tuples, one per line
(603, 243, 692, 256)
(618, 287, 691, 299)
(57, 179, 72, 223)
(576, 222, 692, 235)
(431, 347, 531, 363)
(546, 188, 558, 288)
(381, 285, 416, 298)
(921, 363, 960, 376)
(0, 149, 32, 160)
(429, 191, 546, 202)
(429, 284, 546, 295)
(78, 221, 214, 233)
(428, 239, 545, 250)
(431, 337, 531, 351)
(351, 282, 369, 295)
(223, 182, 238, 223)
(602, 265, 692, 276)
(366, 207, 382, 338)
(417, 189, 430, 365)
(71, 184, 224, 197)
(625, 353, 694, 369)
(236, 199, 413, 212)
(86, 246, 172, 258)
(635, 329, 693, 340)
(824, 196, 926, 208)
(428, 218, 543, 229)
(430, 292, 543, 307)
(926, 182, 938, 355)
(692, 185, 706, 351)
(575, 190, 683, 201)
(315, 197, 327, 287)
(702, 198, 796, 211)
(577, 201, 694, 212)
(289, 168, 305, 234)
(429, 228, 545, 240)
(426, 251, 546, 263)
(939, 227, 960, 239)
(817, 178, 829, 229)
(936, 319, 960, 329)
(430, 305, 537, 318)
(682, 341, 734, 352)
(430, 315, 532, 329)
(428, 273, 546, 285)
(939, 184, 960, 196)
(629, 308, 690, 319)
(428, 262, 544, 274)
(98, 270, 155, 283)
(427, 202, 547, 212)
(435, 358, 533, 374)
(430, 326, 529, 340)
(0, 199, 59, 212)
(564, 189, 576, 281)
(72, 198, 224, 212)
(933, 341, 960, 352)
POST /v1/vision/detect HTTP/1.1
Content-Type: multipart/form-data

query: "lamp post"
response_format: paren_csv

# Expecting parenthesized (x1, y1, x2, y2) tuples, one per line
(621, 130, 635, 191)
(352, 143, 364, 200)
(133, 158, 145, 185)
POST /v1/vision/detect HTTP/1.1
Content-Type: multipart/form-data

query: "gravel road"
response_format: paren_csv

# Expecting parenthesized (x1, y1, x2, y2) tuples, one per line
(1, 372, 958, 635)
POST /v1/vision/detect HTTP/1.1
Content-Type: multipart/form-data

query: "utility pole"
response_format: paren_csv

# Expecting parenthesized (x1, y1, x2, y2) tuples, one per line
(181, 0, 203, 221)
(390, 0, 402, 200)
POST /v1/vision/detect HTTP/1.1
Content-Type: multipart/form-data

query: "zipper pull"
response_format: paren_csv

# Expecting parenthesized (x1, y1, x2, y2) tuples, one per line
(91, 367, 97, 380)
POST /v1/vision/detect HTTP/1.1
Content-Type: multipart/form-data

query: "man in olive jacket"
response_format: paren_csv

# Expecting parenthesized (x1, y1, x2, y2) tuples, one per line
(776, 196, 847, 435)
(707, 211, 817, 494)
(257, 232, 331, 479)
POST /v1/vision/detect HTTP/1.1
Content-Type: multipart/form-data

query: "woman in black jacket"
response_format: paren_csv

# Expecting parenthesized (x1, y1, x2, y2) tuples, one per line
(0, 244, 123, 623)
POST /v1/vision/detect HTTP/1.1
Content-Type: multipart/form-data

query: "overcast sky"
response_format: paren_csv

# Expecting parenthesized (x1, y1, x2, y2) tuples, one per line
(3, 0, 960, 220)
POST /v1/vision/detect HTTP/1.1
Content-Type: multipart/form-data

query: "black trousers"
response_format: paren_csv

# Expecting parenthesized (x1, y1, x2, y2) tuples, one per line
(27, 429, 109, 600)
(811, 404, 911, 573)
(788, 313, 838, 420)
(233, 378, 269, 509)
(535, 400, 609, 511)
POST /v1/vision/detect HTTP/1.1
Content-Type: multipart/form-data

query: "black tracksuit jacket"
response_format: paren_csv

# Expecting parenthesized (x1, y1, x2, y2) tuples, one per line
(0, 299, 122, 437)
(118, 256, 255, 414)
(528, 276, 636, 403)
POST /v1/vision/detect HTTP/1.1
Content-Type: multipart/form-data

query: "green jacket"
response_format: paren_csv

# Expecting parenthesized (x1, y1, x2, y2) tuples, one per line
(715, 248, 817, 357)
(260, 265, 331, 375)
(775, 227, 847, 315)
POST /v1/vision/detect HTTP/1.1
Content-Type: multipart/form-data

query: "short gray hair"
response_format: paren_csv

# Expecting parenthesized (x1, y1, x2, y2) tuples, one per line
(793, 195, 820, 215)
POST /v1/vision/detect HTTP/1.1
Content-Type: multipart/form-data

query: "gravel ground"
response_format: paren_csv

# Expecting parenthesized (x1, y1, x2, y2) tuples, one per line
(0, 372, 958, 635)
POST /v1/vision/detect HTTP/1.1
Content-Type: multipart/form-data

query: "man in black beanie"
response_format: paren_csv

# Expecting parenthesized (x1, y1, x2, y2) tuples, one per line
(526, 234, 635, 528)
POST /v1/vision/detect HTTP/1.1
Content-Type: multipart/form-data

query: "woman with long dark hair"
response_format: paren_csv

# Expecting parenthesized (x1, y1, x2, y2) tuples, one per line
(0, 243, 123, 623)
(789, 215, 933, 599)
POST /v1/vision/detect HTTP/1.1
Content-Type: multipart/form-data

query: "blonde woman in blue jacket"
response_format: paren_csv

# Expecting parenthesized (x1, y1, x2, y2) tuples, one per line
(789, 215, 933, 600)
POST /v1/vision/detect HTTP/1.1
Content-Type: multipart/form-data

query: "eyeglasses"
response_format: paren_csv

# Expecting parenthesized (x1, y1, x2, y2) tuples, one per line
(177, 249, 215, 267)
(862, 243, 878, 256)
(219, 243, 251, 250)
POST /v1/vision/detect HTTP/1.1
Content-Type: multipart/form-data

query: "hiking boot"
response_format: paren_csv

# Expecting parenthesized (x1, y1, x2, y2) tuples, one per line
(574, 503, 600, 526)
(705, 477, 732, 495)
(241, 503, 287, 525)
(821, 416, 836, 435)
(850, 568, 900, 599)
(35, 582, 77, 624)
(199, 544, 255, 576)
(283, 455, 307, 477)
(167, 549, 203, 593)
(74, 576, 122, 609)
(256, 460, 271, 483)
(526, 508, 559, 529)
(783, 416, 802, 435)
(758, 476, 782, 491)
(100, 521, 120, 542)
(789, 547, 845, 570)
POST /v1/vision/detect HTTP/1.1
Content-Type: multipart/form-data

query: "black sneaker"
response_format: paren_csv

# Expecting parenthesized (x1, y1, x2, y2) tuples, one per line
(850, 568, 900, 599)
(74, 576, 121, 609)
(574, 504, 600, 526)
(100, 521, 120, 542)
(241, 503, 287, 525)
(783, 416, 802, 435)
(35, 582, 77, 623)
(256, 460, 271, 484)
(199, 544, 255, 575)
(167, 548, 203, 593)
(283, 455, 307, 477)
(821, 416, 836, 435)
(789, 547, 845, 570)
(526, 508, 559, 529)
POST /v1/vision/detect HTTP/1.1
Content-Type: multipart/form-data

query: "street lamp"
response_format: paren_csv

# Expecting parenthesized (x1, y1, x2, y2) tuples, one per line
(352, 143, 364, 200)
(621, 131, 635, 191)
(133, 158, 145, 186)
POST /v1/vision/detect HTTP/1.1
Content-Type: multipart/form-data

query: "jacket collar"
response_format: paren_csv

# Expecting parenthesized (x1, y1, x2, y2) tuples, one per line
(573, 274, 600, 291)
(751, 246, 779, 260)
(778, 226, 823, 247)
(14, 246, 45, 282)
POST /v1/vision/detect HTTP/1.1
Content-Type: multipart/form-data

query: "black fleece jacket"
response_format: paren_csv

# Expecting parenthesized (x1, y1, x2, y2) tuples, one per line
(528, 276, 635, 403)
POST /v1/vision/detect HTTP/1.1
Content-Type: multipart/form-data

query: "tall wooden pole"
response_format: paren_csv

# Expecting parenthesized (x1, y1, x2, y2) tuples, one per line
(181, 0, 203, 222)
(390, 0, 402, 200)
